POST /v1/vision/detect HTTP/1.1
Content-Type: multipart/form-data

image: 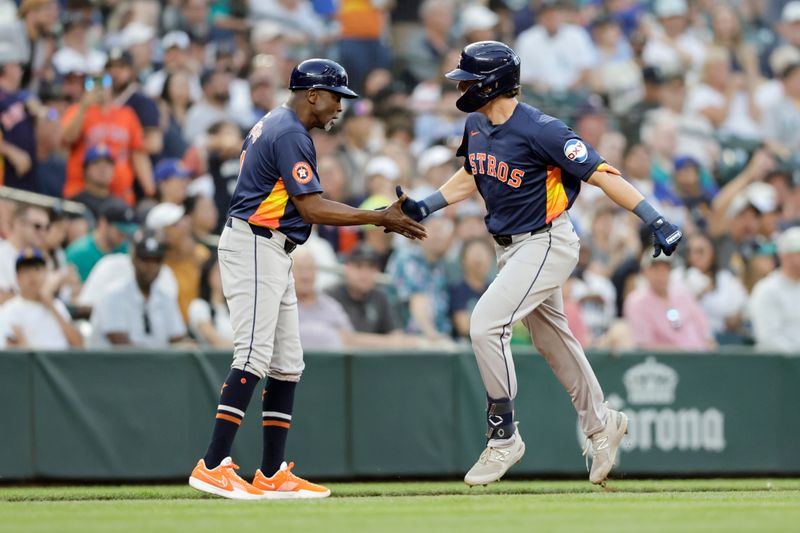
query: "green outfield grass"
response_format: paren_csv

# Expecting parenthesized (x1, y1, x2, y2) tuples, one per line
(1, 479, 799, 533)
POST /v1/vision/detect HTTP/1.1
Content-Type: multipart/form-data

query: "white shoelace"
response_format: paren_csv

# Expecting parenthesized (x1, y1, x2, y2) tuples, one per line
(479, 446, 511, 465)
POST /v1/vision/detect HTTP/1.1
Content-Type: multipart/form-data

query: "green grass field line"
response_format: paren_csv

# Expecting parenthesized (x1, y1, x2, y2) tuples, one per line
(1, 478, 799, 501)
(1, 481, 799, 533)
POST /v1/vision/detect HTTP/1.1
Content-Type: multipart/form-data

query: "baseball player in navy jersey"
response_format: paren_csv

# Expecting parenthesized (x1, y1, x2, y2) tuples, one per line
(398, 41, 683, 486)
(189, 59, 426, 500)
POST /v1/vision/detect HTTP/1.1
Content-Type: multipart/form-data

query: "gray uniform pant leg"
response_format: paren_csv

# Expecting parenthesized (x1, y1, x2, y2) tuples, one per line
(469, 213, 608, 436)
(219, 224, 302, 380)
(521, 289, 607, 436)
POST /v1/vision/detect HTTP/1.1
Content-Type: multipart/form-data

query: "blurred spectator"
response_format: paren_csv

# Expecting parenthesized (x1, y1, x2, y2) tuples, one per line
(248, 0, 334, 61)
(387, 215, 454, 338)
(244, 63, 279, 126)
(641, 0, 705, 75)
(460, 3, 499, 44)
(185, 191, 219, 245)
(118, 22, 157, 82)
(449, 238, 492, 339)
(363, 156, 400, 201)
(5, 0, 59, 89)
(188, 253, 232, 348)
(515, 0, 596, 92)
(61, 71, 155, 205)
(749, 226, 800, 352)
(762, 61, 800, 159)
(158, 71, 192, 160)
(146, 202, 210, 320)
(89, 230, 187, 348)
(0, 49, 41, 193)
(708, 148, 776, 273)
(337, 0, 392, 94)
(624, 252, 714, 351)
(106, 49, 162, 158)
(569, 246, 617, 341)
(676, 232, 748, 342)
(401, 0, 455, 85)
(154, 158, 190, 204)
(589, 14, 642, 114)
(293, 248, 352, 350)
(336, 99, 378, 199)
(68, 144, 115, 218)
(52, 9, 106, 78)
(0, 247, 82, 348)
(0, 203, 49, 298)
(183, 69, 234, 143)
(205, 120, 244, 231)
(325, 244, 401, 335)
(144, 31, 202, 102)
(65, 198, 137, 282)
(684, 47, 762, 141)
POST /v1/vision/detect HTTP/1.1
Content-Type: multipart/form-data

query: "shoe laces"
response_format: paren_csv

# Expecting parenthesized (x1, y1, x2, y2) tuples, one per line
(479, 446, 511, 465)
(221, 461, 248, 483)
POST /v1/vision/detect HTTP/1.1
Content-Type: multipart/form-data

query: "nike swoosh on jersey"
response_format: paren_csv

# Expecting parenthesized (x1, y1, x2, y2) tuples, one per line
(469, 131, 480, 136)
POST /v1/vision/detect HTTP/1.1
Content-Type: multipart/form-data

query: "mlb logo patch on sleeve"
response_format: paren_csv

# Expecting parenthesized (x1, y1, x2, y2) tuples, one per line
(563, 139, 588, 163)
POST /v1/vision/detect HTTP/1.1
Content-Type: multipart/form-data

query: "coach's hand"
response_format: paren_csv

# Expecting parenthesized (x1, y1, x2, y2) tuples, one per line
(650, 217, 682, 257)
(395, 186, 430, 222)
(379, 196, 428, 240)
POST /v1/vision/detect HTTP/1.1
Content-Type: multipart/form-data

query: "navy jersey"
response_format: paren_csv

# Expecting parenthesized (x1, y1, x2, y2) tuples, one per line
(457, 102, 607, 236)
(227, 106, 323, 244)
(0, 90, 37, 191)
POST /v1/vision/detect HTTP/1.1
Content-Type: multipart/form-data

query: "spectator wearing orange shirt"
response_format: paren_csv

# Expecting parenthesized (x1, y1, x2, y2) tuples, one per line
(337, 0, 392, 94)
(61, 72, 155, 205)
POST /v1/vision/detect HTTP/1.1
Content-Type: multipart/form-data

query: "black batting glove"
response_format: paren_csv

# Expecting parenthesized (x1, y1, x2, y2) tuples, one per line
(650, 217, 683, 257)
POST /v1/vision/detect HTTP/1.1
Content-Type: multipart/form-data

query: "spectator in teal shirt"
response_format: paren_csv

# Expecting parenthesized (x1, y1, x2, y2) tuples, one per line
(65, 198, 138, 281)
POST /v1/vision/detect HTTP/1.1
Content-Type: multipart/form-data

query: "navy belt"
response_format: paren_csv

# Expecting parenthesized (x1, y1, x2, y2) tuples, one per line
(492, 222, 552, 247)
(226, 217, 297, 254)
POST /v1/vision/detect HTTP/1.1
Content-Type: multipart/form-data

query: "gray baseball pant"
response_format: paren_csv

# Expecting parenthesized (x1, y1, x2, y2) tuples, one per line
(469, 213, 609, 436)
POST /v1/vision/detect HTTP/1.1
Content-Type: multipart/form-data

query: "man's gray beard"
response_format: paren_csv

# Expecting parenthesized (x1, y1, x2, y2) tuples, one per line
(324, 120, 335, 132)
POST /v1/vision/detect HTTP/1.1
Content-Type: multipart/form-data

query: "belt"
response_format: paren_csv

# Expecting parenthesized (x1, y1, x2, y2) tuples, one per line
(226, 217, 297, 254)
(492, 222, 552, 247)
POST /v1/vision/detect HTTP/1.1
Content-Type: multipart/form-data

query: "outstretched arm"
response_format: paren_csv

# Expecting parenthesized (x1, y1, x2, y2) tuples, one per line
(397, 167, 477, 222)
(587, 165, 683, 257)
(292, 192, 427, 240)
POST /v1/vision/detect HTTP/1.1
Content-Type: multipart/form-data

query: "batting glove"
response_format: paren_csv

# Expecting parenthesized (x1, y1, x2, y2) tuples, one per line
(650, 217, 683, 257)
(395, 185, 430, 222)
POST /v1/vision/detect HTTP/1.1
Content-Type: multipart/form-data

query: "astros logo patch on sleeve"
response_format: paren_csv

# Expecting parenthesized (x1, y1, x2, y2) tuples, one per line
(563, 139, 588, 163)
(292, 161, 313, 184)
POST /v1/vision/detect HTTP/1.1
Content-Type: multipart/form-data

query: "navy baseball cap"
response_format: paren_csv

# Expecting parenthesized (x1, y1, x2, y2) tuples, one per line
(154, 158, 190, 183)
(15, 247, 46, 271)
(84, 144, 114, 166)
(674, 155, 701, 171)
(99, 197, 139, 235)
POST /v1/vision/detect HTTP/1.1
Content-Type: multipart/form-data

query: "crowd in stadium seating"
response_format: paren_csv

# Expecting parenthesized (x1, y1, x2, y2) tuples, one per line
(0, 0, 799, 353)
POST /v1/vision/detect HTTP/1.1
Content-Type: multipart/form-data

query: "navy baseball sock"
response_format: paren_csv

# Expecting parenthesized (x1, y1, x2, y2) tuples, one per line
(261, 377, 297, 476)
(203, 369, 261, 469)
(487, 397, 516, 440)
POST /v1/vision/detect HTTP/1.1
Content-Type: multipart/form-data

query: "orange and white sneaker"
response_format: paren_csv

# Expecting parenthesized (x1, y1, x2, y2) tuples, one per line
(252, 461, 331, 499)
(189, 456, 265, 500)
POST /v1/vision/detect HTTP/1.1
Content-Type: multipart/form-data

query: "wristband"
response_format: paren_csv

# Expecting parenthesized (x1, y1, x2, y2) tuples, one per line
(632, 200, 661, 226)
(420, 191, 448, 216)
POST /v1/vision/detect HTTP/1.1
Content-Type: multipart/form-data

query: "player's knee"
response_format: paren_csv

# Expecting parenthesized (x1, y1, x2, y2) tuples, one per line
(469, 318, 492, 346)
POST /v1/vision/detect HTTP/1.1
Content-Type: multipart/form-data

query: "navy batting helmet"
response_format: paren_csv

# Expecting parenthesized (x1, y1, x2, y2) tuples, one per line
(445, 41, 520, 113)
(289, 58, 358, 99)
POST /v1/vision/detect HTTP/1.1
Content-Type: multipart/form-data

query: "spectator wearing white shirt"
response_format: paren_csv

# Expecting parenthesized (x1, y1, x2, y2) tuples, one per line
(641, 0, 706, 77)
(677, 233, 748, 339)
(0, 248, 82, 349)
(89, 231, 187, 348)
(762, 61, 800, 160)
(684, 47, 762, 141)
(749, 227, 800, 352)
(515, 0, 596, 92)
(0, 203, 50, 301)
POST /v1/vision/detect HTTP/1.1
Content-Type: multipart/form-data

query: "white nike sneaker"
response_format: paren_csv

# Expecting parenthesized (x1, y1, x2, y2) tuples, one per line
(464, 423, 525, 486)
(583, 408, 628, 485)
